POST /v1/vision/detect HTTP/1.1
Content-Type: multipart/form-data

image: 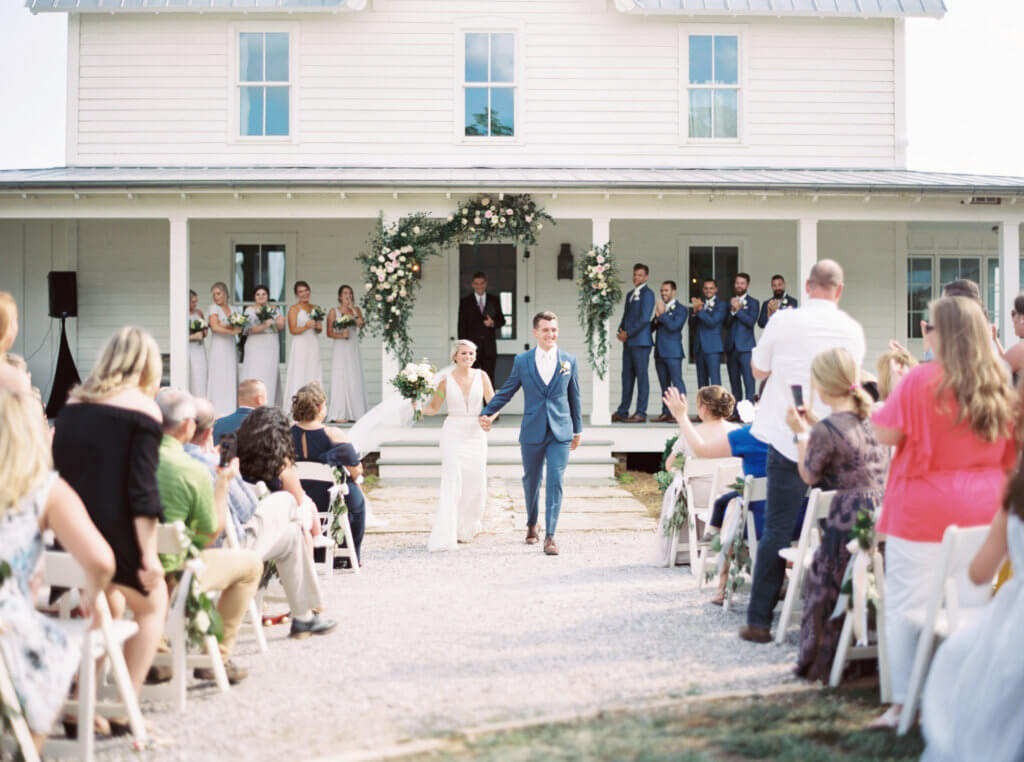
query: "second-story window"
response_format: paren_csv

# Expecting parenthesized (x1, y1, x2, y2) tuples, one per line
(687, 34, 739, 139)
(239, 31, 290, 137)
(464, 32, 515, 138)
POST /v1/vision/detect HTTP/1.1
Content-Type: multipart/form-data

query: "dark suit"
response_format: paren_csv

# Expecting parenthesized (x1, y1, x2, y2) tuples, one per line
(651, 300, 687, 416)
(213, 406, 254, 444)
(756, 293, 798, 329)
(692, 297, 728, 388)
(457, 292, 506, 382)
(726, 295, 760, 402)
(615, 284, 655, 418)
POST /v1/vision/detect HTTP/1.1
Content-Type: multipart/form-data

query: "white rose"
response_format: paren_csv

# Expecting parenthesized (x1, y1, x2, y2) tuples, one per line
(403, 370, 416, 381)
(447, 214, 454, 222)
(481, 197, 490, 206)
(412, 226, 420, 235)
(537, 223, 543, 230)
(195, 610, 211, 634)
(378, 255, 385, 262)
(364, 283, 372, 290)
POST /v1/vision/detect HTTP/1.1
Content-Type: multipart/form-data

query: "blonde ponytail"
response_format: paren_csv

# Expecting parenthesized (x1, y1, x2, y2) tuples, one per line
(810, 347, 872, 421)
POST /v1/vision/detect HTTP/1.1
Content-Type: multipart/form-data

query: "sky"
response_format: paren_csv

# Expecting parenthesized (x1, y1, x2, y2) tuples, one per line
(0, 0, 1022, 175)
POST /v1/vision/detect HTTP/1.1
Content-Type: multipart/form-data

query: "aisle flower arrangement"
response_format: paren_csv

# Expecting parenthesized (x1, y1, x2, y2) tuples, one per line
(576, 243, 623, 380)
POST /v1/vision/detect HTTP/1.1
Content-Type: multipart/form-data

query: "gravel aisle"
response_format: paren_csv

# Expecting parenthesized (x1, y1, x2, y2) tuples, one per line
(99, 530, 799, 761)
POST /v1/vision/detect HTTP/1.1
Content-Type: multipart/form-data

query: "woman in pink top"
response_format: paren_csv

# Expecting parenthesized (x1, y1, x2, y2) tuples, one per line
(870, 296, 1016, 729)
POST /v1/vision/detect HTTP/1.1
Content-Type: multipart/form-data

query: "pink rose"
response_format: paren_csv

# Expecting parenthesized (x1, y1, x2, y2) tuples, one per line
(485, 210, 493, 219)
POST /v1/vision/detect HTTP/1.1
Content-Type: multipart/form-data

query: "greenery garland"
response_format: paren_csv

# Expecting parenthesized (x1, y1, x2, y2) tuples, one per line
(576, 243, 623, 380)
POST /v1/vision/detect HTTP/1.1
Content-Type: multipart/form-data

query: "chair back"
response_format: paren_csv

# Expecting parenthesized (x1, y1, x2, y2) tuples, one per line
(684, 456, 740, 481)
(157, 521, 191, 555)
(795, 488, 835, 550)
(741, 475, 768, 506)
(294, 460, 336, 483)
(936, 525, 991, 630)
(42, 550, 88, 590)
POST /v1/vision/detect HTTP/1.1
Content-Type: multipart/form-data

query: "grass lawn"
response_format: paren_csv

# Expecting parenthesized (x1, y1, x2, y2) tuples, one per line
(405, 684, 924, 761)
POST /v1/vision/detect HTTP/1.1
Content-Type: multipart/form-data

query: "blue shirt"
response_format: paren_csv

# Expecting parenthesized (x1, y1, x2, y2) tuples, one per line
(727, 425, 768, 478)
(183, 442, 258, 545)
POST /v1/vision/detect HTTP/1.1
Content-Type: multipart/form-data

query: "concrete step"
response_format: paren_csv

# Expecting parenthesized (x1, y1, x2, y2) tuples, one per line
(379, 441, 613, 460)
(378, 458, 616, 480)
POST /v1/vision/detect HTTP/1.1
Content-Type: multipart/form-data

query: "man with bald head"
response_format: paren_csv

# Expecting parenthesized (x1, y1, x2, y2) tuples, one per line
(213, 379, 267, 443)
(740, 259, 865, 644)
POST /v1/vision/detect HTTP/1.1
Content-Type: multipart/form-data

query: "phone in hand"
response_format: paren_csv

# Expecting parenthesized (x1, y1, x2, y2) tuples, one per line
(790, 384, 805, 410)
(218, 433, 237, 468)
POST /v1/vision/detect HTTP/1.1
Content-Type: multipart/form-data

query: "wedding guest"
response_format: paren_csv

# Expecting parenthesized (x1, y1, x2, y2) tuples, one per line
(663, 386, 737, 510)
(283, 280, 323, 408)
(185, 396, 336, 638)
(691, 279, 728, 388)
(869, 295, 1016, 729)
(651, 280, 687, 422)
(785, 347, 887, 682)
(213, 378, 266, 443)
(742, 260, 865, 644)
(612, 264, 655, 423)
(241, 285, 285, 407)
(1001, 293, 1024, 379)
(51, 326, 169, 704)
(457, 272, 506, 383)
(326, 284, 368, 423)
(876, 345, 918, 401)
(0, 389, 115, 751)
(757, 274, 799, 328)
(154, 388, 260, 683)
(290, 382, 365, 563)
(0, 291, 30, 392)
(726, 273, 760, 403)
(207, 281, 241, 416)
(188, 289, 208, 399)
(921, 449, 1024, 761)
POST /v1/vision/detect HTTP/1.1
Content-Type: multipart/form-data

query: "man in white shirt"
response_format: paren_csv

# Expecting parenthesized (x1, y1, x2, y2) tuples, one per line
(740, 259, 866, 643)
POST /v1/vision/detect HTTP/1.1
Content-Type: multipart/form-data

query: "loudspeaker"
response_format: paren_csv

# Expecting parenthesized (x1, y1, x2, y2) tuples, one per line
(48, 271, 78, 318)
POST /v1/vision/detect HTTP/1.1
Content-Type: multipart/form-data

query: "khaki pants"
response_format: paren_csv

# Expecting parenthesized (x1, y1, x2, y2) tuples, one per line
(197, 548, 262, 658)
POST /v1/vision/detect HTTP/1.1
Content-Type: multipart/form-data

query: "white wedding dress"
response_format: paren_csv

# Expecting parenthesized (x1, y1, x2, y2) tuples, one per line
(427, 369, 488, 552)
(283, 307, 323, 408)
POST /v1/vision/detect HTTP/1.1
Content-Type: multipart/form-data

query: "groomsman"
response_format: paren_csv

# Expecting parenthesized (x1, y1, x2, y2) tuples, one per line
(757, 274, 799, 328)
(612, 263, 655, 423)
(726, 272, 759, 402)
(651, 280, 687, 422)
(457, 271, 506, 382)
(691, 278, 728, 388)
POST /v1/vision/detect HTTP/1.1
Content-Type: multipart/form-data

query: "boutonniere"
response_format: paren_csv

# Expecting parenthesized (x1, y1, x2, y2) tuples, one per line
(705, 297, 715, 310)
(559, 360, 571, 376)
(780, 296, 790, 308)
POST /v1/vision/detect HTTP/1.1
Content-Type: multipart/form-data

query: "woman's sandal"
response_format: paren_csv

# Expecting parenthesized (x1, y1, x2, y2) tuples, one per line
(62, 714, 111, 739)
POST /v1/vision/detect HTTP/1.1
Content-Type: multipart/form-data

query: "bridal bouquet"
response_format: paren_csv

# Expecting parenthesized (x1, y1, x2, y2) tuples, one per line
(391, 361, 435, 421)
(333, 313, 358, 331)
(256, 304, 277, 323)
(308, 306, 327, 323)
(227, 311, 248, 329)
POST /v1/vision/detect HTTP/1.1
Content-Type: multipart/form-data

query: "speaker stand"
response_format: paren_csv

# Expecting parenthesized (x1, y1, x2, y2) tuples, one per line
(46, 316, 81, 419)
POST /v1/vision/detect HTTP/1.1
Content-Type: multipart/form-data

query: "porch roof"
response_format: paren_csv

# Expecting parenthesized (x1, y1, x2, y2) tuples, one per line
(26, 0, 365, 12)
(613, 0, 945, 17)
(0, 166, 1021, 197)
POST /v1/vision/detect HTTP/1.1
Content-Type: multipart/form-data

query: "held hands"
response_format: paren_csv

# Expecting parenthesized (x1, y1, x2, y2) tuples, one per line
(478, 414, 494, 432)
(662, 387, 688, 421)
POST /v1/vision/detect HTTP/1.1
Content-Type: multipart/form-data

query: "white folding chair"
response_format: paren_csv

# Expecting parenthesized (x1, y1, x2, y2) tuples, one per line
(222, 515, 268, 654)
(0, 640, 42, 762)
(830, 546, 892, 703)
(42, 552, 148, 761)
(722, 475, 767, 613)
(142, 522, 229, 713)
(896, 524, 991, 735)
(293, 460, 359, 574)
(689, 460, 743, 584)
(774, 488, 835, 644)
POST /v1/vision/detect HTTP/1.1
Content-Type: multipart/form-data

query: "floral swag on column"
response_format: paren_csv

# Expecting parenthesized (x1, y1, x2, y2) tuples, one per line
(359, 194, 553, 365)
(576, 243, 623, 380)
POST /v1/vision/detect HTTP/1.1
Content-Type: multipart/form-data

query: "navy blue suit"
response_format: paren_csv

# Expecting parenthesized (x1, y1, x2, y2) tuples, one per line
(481, 348, 582, 537)
(692, 297, 728, 388)
(756, 294, 799, 329)
(615, 285, 655, 418)
(726, 295, 760, 402)
(651, 300, 687, 416)
(213, 406, 254, 444)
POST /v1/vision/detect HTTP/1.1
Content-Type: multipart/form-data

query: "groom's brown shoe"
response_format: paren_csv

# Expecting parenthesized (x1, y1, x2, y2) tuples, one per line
(525, 524, 540, 545)
(544, 537, 559, 556)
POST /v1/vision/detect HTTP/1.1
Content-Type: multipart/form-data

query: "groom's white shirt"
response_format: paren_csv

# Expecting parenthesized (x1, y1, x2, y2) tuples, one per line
(535, 345, 558, 385)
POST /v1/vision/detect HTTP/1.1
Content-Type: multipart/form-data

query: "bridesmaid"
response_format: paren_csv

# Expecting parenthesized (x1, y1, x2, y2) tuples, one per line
(241, 284, 285, 407)
(326, 284, 369, 423)
(207, 281, 241, 416)
(188, 289, 208, 399)
(283, 280, 323, 409)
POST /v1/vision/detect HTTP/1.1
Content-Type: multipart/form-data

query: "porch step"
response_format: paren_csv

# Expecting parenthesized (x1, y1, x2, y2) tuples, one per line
(378, 458, 617, 480)
(378, 439, 613, 461)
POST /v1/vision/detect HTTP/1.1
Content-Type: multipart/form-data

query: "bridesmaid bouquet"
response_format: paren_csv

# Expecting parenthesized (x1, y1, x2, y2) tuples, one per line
(308, 306, 327, 323)
(189, 318, 206, 334)
(333, 314, 358, 331)
(256, 304, 277, 322)
(391, 361, 435, 421)
(227, 311, 248, 329)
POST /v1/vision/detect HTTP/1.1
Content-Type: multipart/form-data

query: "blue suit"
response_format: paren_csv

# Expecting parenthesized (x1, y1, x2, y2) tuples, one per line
(651, 300, 687, 415)
(481, 348, 582, 537)
(213, 406, 254, 444)
(756, 294, 798, 328)
(692, 297, 728, 388)
(726, 295, 759, 402)
(615, 285, 655, 418)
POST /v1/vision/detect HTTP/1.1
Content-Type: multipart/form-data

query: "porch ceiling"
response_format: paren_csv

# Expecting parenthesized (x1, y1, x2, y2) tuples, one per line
(26, 0, 365, 13)
(0, 166, 1022, 197)
(613, 0, 946, 17)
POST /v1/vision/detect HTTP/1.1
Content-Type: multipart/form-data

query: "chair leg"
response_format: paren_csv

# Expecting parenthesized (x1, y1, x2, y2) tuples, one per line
(775, 557, 801, 646)
(873, 550, 893, 703)
(171, 624, 187, 713)
(897, 624, 936, 735)
(342, 513, 360, 574)
(248, 599, 268, 654)
(686, 516, 698, 574)
(829, 612, 854, 688)
(78, 629, 97, 762)
(99, 611, 148, 744)
(204, 636, 230, 694)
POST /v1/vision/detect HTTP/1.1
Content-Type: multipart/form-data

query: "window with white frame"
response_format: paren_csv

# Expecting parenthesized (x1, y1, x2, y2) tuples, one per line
(463, 32, 516, 138)
(238, 31, 290, 137)
(686, 33, 739, 139)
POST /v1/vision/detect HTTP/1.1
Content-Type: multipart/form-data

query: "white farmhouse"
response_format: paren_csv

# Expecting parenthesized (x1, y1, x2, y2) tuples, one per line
(2, 0, 1022, 472)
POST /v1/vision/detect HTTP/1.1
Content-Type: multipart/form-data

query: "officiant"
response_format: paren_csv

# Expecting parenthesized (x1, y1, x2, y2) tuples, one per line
(458, 272, 506, 382)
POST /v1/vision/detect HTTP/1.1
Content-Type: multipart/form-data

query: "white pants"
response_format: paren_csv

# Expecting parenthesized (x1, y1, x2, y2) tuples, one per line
(884, 536, 943, 704)
(243, 491, 323, 618)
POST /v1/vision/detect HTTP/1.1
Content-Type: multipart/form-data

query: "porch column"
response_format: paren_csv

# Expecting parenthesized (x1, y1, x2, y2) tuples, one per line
(797, 218, 818, 287)
(999, 221, 1021, 345)
(380, 212, 400, 401)
(168, 215, 190, 389)
(590, 215, 612, 426)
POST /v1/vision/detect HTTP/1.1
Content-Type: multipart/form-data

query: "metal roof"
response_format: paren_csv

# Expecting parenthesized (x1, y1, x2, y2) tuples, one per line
(0, 166, 1020, 195)
(613, 0, 946, 17)
(26, 0, 365, 13)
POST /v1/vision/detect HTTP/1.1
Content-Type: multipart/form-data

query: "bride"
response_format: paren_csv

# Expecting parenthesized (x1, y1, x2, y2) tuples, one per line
(422, 339, 495, 551)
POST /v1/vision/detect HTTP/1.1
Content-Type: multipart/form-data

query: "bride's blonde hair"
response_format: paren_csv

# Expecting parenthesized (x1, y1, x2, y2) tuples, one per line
(451, 339, 477, 362)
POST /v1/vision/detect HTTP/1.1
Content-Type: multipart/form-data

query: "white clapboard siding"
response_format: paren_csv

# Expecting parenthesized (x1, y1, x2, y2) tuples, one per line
(73, 4, 898, 168)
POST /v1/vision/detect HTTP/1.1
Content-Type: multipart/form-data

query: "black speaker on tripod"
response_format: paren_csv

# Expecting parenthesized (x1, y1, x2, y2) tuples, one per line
(45, 271, 81, 419)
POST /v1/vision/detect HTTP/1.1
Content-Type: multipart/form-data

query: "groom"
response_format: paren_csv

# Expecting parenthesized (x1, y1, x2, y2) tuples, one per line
(479, 311, 582, 556)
